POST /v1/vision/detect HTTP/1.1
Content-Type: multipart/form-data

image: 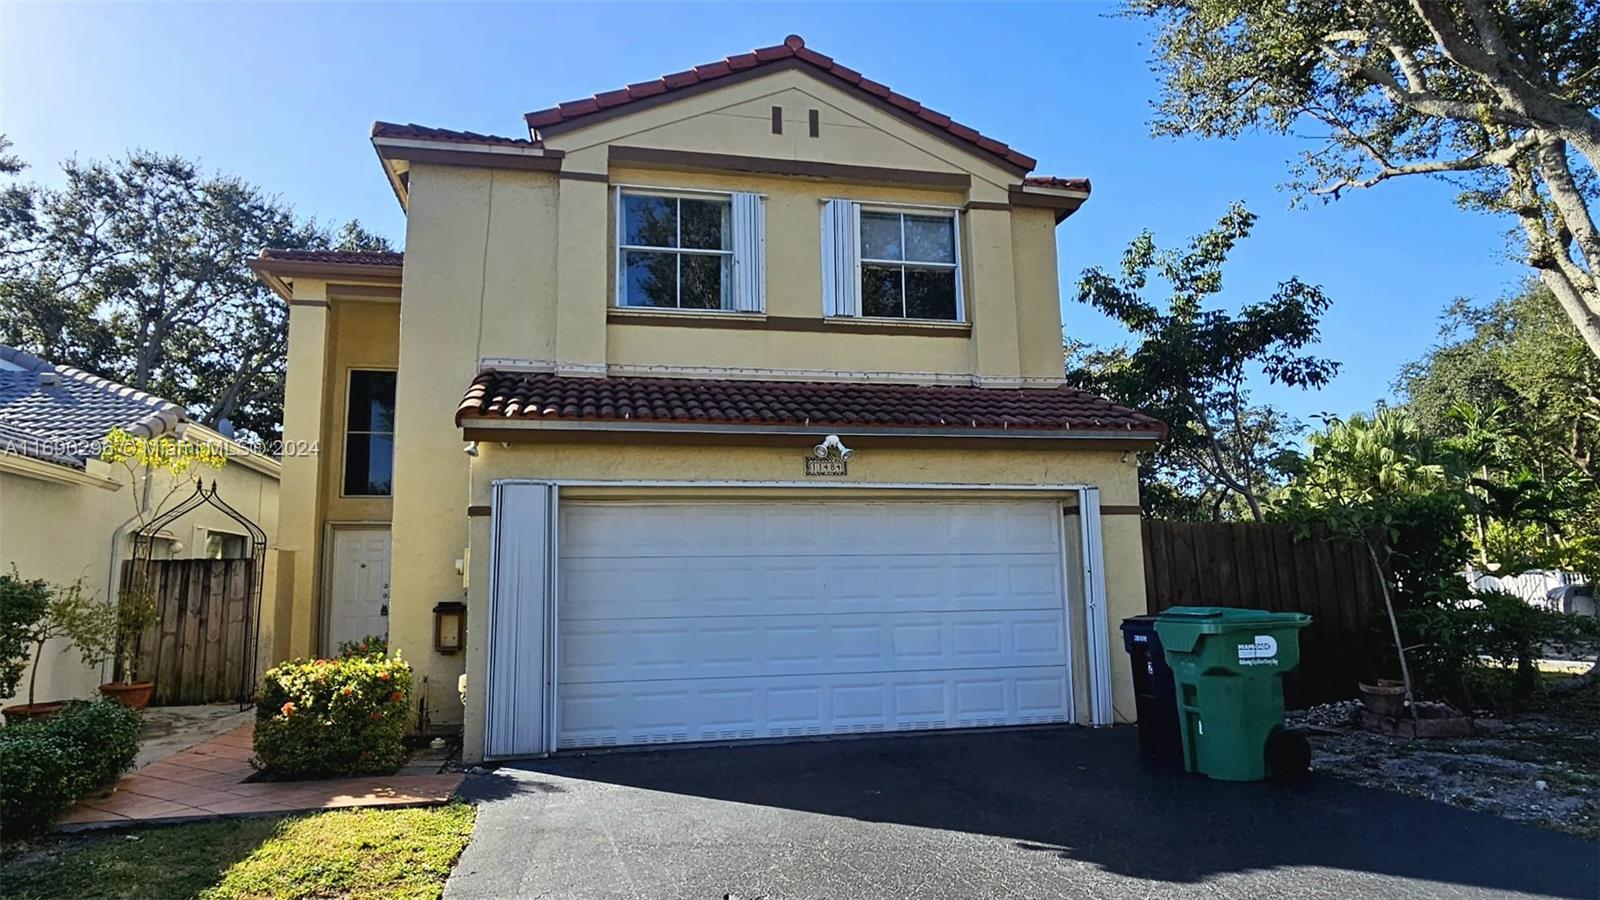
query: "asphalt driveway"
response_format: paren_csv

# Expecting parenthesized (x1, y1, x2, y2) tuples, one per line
(447, 727, 1599, 899)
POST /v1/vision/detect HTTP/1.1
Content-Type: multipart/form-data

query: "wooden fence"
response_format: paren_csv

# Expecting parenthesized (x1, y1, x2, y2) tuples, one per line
(121, 559, 255, 706)
(1141, 520, 1384, 705)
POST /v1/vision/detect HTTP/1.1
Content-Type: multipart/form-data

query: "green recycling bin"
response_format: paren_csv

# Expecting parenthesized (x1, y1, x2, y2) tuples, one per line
(1154, 606, 1312, 782)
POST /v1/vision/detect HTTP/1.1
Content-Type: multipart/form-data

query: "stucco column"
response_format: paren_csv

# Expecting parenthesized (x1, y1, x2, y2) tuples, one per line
(553, 172, 610, 377)
(278, 281, 330, 659)
(1100, 512, 1147, 724)
(460, 455, 495, 763)
(965, 206, 1023, 385)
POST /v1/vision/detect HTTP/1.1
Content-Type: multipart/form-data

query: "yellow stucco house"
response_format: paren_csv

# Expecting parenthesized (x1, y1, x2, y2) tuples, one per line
(254, 36, 1163, 763)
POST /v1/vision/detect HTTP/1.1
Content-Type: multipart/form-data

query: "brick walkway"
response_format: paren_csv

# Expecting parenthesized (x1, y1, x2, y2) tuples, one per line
(58, 721, 462, 827)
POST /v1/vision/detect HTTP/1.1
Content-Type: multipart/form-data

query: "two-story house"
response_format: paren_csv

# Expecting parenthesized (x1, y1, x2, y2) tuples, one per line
(254, 36, 1164, 763)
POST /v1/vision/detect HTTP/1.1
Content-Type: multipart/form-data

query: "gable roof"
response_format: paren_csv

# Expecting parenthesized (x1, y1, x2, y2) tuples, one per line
(459, 371, 1165, 439)
(524, 34, 1038, 174)
(0, 344, 187, 468)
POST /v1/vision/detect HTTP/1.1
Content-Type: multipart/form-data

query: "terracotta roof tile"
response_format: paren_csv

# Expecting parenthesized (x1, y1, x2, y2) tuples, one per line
(370, 121, 541, 148)
(1022, 176, 1092, 193)
(522, 35, 1038, 173)
(258, 248, 404, 267)
(458, 371, 1164, 437)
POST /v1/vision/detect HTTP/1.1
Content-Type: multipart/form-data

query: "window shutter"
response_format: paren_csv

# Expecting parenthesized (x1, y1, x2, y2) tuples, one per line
(820, 199, 860, 316)
(731, 192, 765, 312)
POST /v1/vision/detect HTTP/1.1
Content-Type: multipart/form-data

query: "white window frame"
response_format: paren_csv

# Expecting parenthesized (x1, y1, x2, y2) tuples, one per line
(341, 368, 397, 498)
(201, 527, 250, 560)
(613, 187, 738, 313)
(854, 204, 965, 323)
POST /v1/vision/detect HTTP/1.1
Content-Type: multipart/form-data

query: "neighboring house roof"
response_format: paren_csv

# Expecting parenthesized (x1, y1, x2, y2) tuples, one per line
(256, 248, 405, 268)
(0, 344, 187, 469)
(458, 371, 1166, 437)
(523, 34, 1038, 174)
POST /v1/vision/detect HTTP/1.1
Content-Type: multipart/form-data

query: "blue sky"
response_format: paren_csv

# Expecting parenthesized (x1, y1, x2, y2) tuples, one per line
(1, 2, 1524, 425)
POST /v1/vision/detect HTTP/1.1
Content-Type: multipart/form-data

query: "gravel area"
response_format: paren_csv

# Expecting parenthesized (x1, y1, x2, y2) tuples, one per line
(1289, 686, 1600, 839)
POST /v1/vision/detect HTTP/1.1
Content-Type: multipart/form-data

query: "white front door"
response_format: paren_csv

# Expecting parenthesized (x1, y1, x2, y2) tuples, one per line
(329, 527, 392, 652)
(552, 499, 1073, 750)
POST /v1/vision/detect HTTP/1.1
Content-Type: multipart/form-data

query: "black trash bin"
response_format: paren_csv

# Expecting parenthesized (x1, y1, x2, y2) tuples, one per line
(1120, 615, 1182, 767)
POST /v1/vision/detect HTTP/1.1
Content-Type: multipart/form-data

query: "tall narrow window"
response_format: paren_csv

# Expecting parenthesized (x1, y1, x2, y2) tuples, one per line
(344, 370, 396, 496)
(618, 193, 733, 310)
(859, 210, 961, 320)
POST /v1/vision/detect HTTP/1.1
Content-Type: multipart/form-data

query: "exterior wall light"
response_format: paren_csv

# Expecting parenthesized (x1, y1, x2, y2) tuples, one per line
(433, 600, 466, 654)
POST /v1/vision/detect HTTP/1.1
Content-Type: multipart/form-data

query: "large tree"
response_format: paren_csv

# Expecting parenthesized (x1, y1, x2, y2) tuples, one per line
(0, 142, 391, 442)
(1130, 0, 1600, 359)
(1070, 203, 1338, 520)
(1399, 282, 1600, 575)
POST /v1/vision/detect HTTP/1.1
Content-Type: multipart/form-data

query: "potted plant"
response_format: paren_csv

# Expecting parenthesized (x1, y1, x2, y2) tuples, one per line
(0, 568, 51, 720)
(3, 578, 115, 723)
(99, 584, 159, 709)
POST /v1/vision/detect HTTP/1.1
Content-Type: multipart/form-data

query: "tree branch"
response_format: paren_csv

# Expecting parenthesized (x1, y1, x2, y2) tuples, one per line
(1312, 131, 1538, 197)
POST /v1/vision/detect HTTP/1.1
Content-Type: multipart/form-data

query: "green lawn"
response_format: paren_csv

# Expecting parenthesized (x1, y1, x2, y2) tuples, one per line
(0, 802, 476, 900)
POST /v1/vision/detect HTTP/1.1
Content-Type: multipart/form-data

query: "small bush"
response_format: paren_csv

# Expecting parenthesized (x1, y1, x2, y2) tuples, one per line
(254, 653, 413, 779)
(1406, 590, 1600, 710)
(49, 698, 141, 787)
(337, 634, 388, 659)
(0, 700, 141, 836)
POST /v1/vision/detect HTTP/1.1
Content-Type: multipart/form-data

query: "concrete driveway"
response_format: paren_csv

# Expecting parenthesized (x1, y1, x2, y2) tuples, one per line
(447, 727, 1599, 900)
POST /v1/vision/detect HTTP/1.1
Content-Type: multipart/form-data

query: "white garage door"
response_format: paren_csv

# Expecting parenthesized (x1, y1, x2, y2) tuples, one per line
(555, 499, 1072, 749)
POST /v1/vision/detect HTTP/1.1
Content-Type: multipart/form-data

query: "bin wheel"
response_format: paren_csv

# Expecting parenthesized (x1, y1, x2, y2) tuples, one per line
(1266, 729, 1311, 783)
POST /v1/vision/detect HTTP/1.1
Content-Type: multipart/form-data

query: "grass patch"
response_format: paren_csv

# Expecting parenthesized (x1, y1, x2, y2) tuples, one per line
(0, 802, 475, 900)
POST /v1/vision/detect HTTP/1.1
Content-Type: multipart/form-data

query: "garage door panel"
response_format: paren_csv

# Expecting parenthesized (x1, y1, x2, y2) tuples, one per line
(558, 609, 1066, 683)
(562, 553, 1063, 620)
(556, 666, 1071, 749)
(560, 501, 1062, 558)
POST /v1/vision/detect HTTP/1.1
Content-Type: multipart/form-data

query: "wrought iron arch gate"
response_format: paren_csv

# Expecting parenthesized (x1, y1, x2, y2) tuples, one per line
(124, 479, 267, 706)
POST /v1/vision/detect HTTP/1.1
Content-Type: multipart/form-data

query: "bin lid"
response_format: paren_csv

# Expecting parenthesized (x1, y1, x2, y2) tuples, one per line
(1154, 606, 1311, 652)
(1119, 615, 1161, 631)
(1158, 606, 1309, 626)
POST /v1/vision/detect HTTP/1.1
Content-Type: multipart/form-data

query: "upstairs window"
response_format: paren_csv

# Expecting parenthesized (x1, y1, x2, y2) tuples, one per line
(615, 190, 764, 312)
(344, 370, 395, 497)
(860, 211, 959, 320)
(822, 201, 964, 322)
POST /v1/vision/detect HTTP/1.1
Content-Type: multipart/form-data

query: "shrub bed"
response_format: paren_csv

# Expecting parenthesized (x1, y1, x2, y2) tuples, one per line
(0, 700, 141, 836)
(253, 653, 413, 779)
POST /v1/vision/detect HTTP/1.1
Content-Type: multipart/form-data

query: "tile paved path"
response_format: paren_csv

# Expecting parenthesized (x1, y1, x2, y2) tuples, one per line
(58, 721, 462, 827)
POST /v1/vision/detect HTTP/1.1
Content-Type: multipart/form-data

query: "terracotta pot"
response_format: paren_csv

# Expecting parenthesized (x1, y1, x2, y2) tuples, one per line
(99, 681, 155, 711)
(3, 701, 67, 723)
(1358, 681, 1406, 718)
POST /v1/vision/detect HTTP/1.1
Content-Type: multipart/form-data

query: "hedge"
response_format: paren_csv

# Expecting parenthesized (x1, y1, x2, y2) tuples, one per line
(0, 700, 141, 836)
(254, 653, 413, 779)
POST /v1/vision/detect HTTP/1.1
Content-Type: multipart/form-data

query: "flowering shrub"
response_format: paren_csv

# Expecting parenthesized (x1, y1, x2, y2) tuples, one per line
(338, 634, 388, 659)
(253, 652, 413, 779)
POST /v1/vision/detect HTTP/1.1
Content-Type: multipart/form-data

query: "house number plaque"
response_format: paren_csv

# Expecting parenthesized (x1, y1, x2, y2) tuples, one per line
(805, 457, 848, 476)
(806, 434, 852, 477)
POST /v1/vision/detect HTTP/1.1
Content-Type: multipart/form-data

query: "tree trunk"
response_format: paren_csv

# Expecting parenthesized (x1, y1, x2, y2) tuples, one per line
(1363, 536, 1416, 715)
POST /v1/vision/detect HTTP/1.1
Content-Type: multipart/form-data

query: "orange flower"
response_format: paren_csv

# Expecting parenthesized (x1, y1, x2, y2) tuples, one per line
(378, 671, 391, 682)
(281, 701, 296, 717)
(370, 710, 384, 721)
(390, 690, 404, 703)
(341, 686, 354, 696)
